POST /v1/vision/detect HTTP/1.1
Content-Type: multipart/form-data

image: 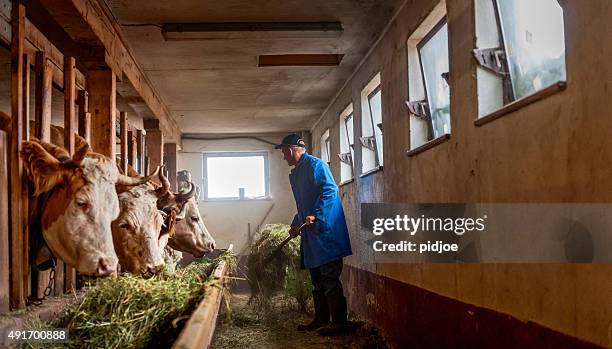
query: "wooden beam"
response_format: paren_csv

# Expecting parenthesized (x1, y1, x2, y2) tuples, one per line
(145, 129, 163, 178)
(77, 90, 90, 143)
(64, 56, 76, 154)
(87, 69, 116, 157)
(127, 129, 137, 168)
(63, 56, 77, 293)
(136, 129, 144, 175)
(119, 111, 128, 173)
(21, 52, 30, 302)
(9, 0, 26, 310)
(164, 143, 177, 191)
(0, 129, 9, 313)
(34, 51, 52, 142)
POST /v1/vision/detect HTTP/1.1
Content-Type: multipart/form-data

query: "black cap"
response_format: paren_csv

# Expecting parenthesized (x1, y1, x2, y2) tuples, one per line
(274, 133, 306, 149)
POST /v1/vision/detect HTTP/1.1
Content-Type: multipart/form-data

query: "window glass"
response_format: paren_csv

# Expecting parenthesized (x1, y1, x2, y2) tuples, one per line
(419, 21, 451, 138)
(345, 114, 354, 162)
(205, 155, 266, 199)
(367, 89, 384, 165)
(497, 0, 566, 100)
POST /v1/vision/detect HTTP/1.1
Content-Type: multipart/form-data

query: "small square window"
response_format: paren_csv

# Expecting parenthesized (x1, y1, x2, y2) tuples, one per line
(406, 2, 451, 151)
(360, 74, 383, 174)
(320, 129, 331, 166)
(474, 0, 566, 117)
(338, 103, 354, 183)
(202, 152, 269, 200)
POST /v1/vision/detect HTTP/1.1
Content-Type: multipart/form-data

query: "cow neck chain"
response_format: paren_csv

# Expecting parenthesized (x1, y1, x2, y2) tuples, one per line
(26, 260, 56, 306)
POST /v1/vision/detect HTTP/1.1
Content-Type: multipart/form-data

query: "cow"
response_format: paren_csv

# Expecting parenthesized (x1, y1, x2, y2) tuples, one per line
(21, 138, 157, 277)
(113, 165, 199, 275)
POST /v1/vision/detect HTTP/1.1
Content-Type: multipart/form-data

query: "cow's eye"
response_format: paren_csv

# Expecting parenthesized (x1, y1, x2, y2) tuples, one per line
(76, 200, 89, 210)
(190, 216, 199, 222)
(119, 223, 130, 230)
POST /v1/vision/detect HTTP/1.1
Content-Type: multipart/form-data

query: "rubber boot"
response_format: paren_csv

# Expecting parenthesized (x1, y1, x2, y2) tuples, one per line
(317, 293, 350, 336)
(297, 291, 330, 331)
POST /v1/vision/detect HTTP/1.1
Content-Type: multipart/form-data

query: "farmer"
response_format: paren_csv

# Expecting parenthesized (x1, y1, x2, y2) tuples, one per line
(275, 133, 352, 336)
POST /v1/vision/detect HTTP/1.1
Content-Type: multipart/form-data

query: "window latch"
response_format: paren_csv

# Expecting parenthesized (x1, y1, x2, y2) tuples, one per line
(359, 136, 377, 151)
(472, 47, 508, 76)
(337, 152, 352, 165)
(405, 100, 430, 118)
(376, 122, 383, 134)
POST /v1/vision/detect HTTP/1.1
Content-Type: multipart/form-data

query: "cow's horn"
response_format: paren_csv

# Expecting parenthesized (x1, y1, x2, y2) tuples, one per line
(176, 181, 196, 203)
(156, 167, 171, 196)
(117, 166, 160, 186)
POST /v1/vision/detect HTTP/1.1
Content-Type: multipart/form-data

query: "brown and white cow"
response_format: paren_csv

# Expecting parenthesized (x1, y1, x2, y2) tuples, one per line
(113, 166, 198, 275)
(21, 138, 156, 276)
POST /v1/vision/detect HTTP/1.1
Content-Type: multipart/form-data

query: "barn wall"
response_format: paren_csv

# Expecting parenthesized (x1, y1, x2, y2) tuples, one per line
(310, 0, 612, 347)
(178, 137, 296, 255)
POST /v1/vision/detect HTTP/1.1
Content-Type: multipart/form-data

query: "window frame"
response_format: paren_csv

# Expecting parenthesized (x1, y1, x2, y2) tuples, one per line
(416, 16, 450, 141)
(201, 151, 270, 201)
(320, 129, 331, 166)
(338, 104, 355, 184)
(366, 85, 383, 168)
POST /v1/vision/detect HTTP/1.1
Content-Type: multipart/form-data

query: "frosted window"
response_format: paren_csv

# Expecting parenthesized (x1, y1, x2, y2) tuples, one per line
(419, 21, 451, 138)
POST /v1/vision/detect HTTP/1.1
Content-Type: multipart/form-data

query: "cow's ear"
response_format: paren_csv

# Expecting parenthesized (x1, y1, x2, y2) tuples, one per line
(20, 141, 73, 195)
(160, 210, 177, 239)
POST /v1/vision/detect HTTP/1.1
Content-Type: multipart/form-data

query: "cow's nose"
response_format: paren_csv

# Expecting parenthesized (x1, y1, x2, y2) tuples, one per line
(97, 258, 115, 277)
(146, 264, 164, 275)
(208, 241, 216, 251)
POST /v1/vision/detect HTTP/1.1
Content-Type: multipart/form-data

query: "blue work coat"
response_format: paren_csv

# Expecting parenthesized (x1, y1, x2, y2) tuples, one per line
(289, 152, 352, 269)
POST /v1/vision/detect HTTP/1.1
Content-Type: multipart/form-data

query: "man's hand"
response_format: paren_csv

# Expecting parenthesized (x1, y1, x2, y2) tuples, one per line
(305, 215, 316, 226)
(288, 225, 301, 238)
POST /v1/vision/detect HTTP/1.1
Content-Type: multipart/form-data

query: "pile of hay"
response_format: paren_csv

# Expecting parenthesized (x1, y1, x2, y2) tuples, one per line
(29, 252, 236, 349)
(247, 224, 312, 311)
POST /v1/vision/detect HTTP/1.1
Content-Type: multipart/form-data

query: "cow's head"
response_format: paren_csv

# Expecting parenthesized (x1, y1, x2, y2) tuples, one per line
(21, 139, 155, 277)
(111, 167, 175, 276)
(168, 196, 216, 258)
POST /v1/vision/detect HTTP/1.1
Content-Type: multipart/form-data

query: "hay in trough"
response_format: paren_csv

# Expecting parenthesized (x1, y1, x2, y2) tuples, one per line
(27, 252, 236, 349)
(246, 224, 312, 311)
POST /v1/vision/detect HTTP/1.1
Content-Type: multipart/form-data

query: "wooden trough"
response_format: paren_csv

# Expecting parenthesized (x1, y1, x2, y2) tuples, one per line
(173, 244, 234, 349)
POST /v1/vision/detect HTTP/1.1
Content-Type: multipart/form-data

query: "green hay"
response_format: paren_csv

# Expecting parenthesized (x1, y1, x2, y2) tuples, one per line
(25, 252, 236, 349)
(246, 224, 312, 311)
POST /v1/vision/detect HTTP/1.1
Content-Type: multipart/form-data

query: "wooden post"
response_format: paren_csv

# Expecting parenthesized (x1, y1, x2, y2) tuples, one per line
(119, 111, 128, 173)
(9, 1, 26, 310)
(21, 52, 30, 301)
(64, 56, 77, 293)
(0, 127, 9, 313)
(77, 90, 90, 143)
(145, 129, 163, 179)
(34, 51, 52, 142)
(128, 129, 137, 168)
(164, 143, 178, 191)
(87, 69, 116, 157)
(33, 51, 52, 299)
(136, 129, 144, 175)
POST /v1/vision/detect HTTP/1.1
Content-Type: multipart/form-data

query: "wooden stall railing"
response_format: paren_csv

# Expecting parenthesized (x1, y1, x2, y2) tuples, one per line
(173, 245, 235, 349)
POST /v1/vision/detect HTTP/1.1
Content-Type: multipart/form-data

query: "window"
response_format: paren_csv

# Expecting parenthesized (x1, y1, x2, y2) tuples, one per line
(360, 73, 383, 174)
(338, 103, 354, 183)
(202, 152, 269, 200)
(406, 2, 451, 151)
(474, 0, 566, 117)
(320, 129, 331, 166)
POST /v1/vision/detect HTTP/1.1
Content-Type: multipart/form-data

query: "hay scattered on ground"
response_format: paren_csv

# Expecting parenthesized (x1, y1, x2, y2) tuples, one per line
(212, 294, 388, 349)
(26, 252, 236, 349)
(246, 224, 312, 311)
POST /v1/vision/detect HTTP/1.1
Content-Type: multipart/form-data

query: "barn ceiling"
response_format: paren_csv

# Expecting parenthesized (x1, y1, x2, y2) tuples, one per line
(107, 0, 404, 134)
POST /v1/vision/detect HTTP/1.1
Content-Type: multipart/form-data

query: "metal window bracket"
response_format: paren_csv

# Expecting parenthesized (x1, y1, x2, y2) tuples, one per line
(337, 152, 352, 165)
(473, 47, 508, 76)
(359, 136, 377, 151)
(405, 100, 430, 119)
